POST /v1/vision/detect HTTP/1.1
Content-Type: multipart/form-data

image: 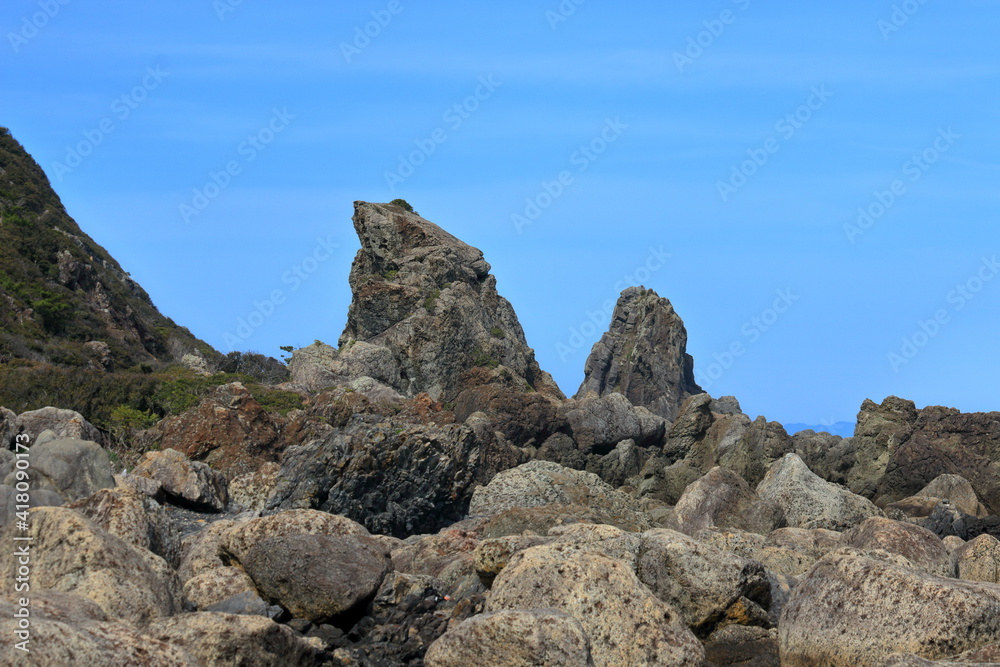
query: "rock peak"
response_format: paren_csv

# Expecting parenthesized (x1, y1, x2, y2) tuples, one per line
(575, 286, 701, 422)
(299, 202, 562, 401)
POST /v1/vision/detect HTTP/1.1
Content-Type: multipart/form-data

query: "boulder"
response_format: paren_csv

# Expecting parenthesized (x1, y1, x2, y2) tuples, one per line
(489, 544, 706, 666)
(574, 285, 702, 423)
(559, 393, 666, 453)
(474, 534, 554, 587)
(584, 438, 650, 488)
(268, 417, 526, 537)
(955, 534, 1000, 583)
(132, 448, 228, 512)
(244, 534, 390, 625)
(703, 625, 780, 667)
(480, 502, 652, 538)
(183, 566, 257, 610)
(147, 612, 327, 666)
(467, 460, 648, 529)
(287, 340, 340, 391)
(139, 382, 283, 478)
(67, 486, 181, 568)
(391, 525, 484, 600)
(425, 609, 594, 667)
(0, 506, 182, 626)
(220, 510, 370, 566)
(13, 407, 102, 444)
(0, 591, 196, 666)
(2, 437, 114, 502)
(326, 201, 563, 402)
(0, 483, 63, 528)
(755, 527, 841, 577)
(636, 528, 772, 635)
(453, 380, 567, 448)
(778, 550, 1000, 666)
(793, 430, 856, 486)
(672, 466, 786, 536)
(914, 474, 989, 518)
(177, 519, 238, 583)
(839, 517, 953, 577)
(756, 453, 883, 531)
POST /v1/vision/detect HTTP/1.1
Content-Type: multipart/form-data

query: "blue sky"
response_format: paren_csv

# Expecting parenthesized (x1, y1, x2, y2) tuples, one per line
(2, 0, 998, 426)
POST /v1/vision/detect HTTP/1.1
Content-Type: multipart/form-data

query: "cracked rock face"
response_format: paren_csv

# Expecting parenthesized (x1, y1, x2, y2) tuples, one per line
(316, 201, 562, 403)
(575, 286, 701, 423)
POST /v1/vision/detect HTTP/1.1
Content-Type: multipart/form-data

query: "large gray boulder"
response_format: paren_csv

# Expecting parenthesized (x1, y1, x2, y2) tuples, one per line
(671, 466, 786, 536)
(488, 543, 706, 666)
(2, 437, 114, 502)
(838, 517, 953, 577)
(316, 201, 563, 402)
(132, 448, 228, 512)
(779, 550, 1000, 666)
(0, 506, 182, 626)
(425, 609, 595, 667)
(756, 453, 883, 531)
(559, 392, 666, 452)
(574, 286, 701, 423)
(468, 460, 649, 530)
(242, 534, 390, 624)
(0, 483, 64, 528)
(13, 407, 102, 444)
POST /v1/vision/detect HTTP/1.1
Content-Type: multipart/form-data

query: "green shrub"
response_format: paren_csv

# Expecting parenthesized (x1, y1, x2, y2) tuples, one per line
(389, 198, 415, 213)
(424, 288, 440, 312)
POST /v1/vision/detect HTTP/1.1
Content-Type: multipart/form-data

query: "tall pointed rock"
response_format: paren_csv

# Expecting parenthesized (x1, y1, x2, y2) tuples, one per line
(325, 201, 562, 401)
(575, 286, 701, 422)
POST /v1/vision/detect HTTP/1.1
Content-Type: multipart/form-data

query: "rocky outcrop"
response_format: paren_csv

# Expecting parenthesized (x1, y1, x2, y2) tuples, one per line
(849, 397, 1000, 514)
(954, 534, 1000, 583)
(132, 448, 228, 512)
(305, 201, 562, 402)
(13, 407, 102, 444)
(2, 436, 114, 502)
(575, 286, 701, 423)
(138, 382, 283, 479)
(559, 392, 666, 453)
(268, 416, 525, 537)
(779, 550, 1000, 666)
(671, 466, 786, 536)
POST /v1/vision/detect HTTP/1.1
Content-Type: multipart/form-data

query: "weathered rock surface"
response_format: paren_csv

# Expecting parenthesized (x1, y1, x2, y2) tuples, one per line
(468, 460, 648, 530)
(489, 544, 706, 666)
(839, 517, 953, 577)
(391, 524, 484, 600)
(671, 466, 786, 536)
(849, 397, 1000, 514)
(288, 340, 340, 391)
(2, 437, 114, 502)
(792, 430, 856, 487)
(637, 529, 772, 635)
(220, 510, 370, 565)
(704, 625, 780, 666)
(315, 201, 562, 402)
(779, 550, 1000, 666)
(242, 534, 390, 624)
(0, 406, 16, 447)
(756, 453, 883, 531)
(183, 566, 257, 610)
(269, 415, 525, 537)
(955, 534, 1000, 583)
(68, 486, 181, 568)
(0, 591, 196, 666)
(228, 461, 281, 512)
(755, 527, 841, 577)
(914, 474, 988, 518)
(425, 609, 595, 667)
(13, 406, 102, 444)
(559, 392, 666, 453)
(147, 612, 327, 666)
(480, 502, 653, 538)
(0, 483, 64, 528)
(133, 448, 228, 512)
(138, 382, 284, 479)
(0, 506, 182, 626)
(574, 285, 702, 423)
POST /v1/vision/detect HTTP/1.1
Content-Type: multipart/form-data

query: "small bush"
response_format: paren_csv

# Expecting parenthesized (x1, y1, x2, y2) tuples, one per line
(389, 198, 415, 213)
(423, 288, 441, 312)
